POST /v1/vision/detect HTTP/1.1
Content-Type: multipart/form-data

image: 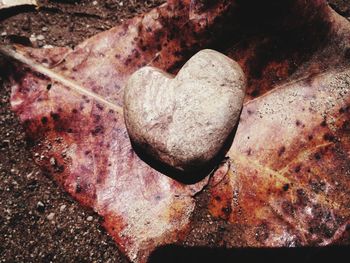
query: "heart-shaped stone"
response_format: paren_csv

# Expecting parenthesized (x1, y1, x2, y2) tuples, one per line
(124, 49, 246, 175)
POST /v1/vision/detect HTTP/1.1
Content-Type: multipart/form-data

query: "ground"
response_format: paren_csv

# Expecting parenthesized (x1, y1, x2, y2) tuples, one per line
(0, 1, 349, 262)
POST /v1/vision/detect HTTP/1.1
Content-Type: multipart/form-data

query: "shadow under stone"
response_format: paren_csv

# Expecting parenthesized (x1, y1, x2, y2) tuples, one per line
(130, 120, 239, 185)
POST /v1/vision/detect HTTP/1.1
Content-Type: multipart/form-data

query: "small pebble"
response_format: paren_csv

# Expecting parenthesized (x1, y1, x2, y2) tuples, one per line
(36, 34, 45, 41)
(47, 212, 55, 221)
(1, 32, 7, 36)
(60, 204, 67, 212)
(50, 157, 56, 166)
(43, 44, 54, 49)
(26, 171, 33, 179)
(87, 216, 93, 221)
(92, 1, 98, 5)
(42, 27, 48, 32)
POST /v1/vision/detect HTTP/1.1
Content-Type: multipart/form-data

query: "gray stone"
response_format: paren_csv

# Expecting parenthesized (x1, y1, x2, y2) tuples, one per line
(47, 212, 55, 221)
(124, 49, 246, 174)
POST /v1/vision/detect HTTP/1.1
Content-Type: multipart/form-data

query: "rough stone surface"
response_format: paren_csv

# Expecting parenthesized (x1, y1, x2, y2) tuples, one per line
(124, 49, 246, 173)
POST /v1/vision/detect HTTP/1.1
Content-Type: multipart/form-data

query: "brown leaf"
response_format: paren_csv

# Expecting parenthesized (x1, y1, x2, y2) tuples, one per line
(209, 68, 350, 246)
(1, 0, 350, 262)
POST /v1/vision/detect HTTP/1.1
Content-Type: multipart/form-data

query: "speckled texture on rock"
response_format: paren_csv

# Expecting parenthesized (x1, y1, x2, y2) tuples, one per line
(124, 49, 246, 174)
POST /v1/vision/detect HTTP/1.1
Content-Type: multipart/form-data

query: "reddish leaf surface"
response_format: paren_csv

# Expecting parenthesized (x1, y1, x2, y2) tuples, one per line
(1, 0, 350, 262)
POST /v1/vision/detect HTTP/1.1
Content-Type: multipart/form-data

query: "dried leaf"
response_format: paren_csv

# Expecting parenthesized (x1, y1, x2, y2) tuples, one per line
(1, 0, 350, 262)
(209, 68, 350, 246)
(0, 0, 37, 9)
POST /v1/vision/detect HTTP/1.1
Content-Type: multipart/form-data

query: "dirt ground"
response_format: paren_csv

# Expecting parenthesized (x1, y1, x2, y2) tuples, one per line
(0, 1, 349, 263)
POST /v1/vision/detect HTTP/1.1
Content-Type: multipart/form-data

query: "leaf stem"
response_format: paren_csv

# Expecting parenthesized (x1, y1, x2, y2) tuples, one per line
(0, 45, 124, 115)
